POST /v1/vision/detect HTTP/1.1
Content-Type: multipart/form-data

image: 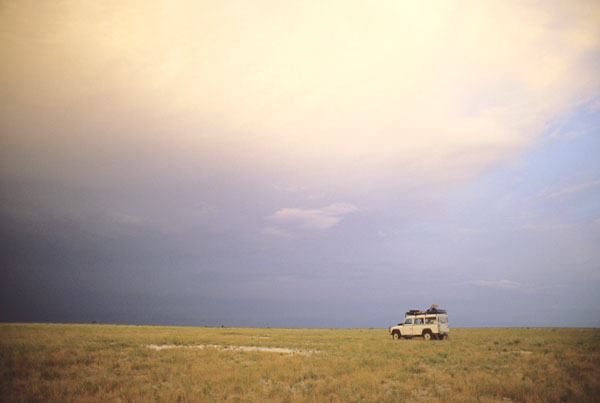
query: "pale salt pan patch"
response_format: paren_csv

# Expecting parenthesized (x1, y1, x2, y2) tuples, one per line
(147, 344, 314, 355)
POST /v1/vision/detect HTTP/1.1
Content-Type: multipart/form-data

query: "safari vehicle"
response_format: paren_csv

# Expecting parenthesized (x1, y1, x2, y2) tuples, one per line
(389, 305, 449, 340)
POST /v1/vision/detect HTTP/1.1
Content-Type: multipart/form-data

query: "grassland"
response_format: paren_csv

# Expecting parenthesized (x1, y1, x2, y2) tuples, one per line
(1, 323, 599, 402)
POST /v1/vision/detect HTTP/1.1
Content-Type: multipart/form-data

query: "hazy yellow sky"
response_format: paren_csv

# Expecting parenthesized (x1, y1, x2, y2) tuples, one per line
(2, 1, 599, 188)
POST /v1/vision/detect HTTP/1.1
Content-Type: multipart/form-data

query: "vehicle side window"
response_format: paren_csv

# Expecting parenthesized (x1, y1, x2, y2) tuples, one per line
(414, 318, 423, 324)
(426, 318, 436, 324)
(404, 319, 413, 325)
(439, 317, 447, 323)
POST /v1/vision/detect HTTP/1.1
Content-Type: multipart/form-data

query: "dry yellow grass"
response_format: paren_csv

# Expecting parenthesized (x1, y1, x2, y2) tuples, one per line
(1, 323, 598, 402)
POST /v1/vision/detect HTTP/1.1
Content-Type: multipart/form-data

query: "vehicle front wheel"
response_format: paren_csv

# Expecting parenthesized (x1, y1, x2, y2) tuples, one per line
(392, 332, 401, 340)
(423, 332, 432, 341)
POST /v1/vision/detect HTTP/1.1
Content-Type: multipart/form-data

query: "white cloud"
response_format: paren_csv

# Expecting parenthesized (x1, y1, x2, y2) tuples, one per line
(465, 279, 568, 293)
(587, 99, 600, 112)
(261, 226, 293, 239)
(472, 279, 523, 290)
(267, 203, 359, 231)
(283, 185, 307, 193)
(540, 180, 600, 199)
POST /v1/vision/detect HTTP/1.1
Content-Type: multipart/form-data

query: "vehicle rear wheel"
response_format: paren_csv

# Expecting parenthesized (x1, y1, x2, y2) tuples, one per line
(423, 332, 432, 341)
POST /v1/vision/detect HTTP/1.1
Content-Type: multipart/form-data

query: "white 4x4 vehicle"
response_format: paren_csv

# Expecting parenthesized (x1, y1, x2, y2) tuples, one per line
(389, 307, 449, 340)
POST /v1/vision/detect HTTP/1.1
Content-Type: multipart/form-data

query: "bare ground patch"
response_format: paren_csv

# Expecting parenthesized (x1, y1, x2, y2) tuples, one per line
(146, 344, 315, 355)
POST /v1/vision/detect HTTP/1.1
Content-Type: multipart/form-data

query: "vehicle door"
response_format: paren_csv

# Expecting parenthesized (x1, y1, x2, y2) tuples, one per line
(425, 316, 437, 332)
(413, 317, 425, 336)
(403, 318, 414, 336)
(438, 315, 449, 333)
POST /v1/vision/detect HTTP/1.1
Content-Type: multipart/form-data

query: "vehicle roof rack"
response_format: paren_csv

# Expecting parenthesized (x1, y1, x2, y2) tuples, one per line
(405, 306, 447, 316)
(405, 309, 424, 316)
(426, 308, 447, 314)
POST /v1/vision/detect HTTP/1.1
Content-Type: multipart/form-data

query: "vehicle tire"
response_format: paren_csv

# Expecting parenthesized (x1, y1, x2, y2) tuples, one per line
(423, 332, 432, 341)
(392, 332, 400, 340)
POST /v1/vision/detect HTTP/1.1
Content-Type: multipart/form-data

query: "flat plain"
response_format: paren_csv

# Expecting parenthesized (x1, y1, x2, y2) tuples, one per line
(1, 323, 598, 402)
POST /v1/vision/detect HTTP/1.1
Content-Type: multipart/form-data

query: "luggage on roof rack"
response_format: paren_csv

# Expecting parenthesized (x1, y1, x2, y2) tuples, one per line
(405, 309, 424, 316)
(425, 308, 446, 313)
(425, 304, 446, 314)
(426, 307, 447, 314)
(405, 306, 447, 316)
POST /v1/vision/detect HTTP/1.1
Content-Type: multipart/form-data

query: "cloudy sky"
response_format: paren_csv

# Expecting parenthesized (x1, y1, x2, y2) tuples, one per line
(1, 1, 599, 327)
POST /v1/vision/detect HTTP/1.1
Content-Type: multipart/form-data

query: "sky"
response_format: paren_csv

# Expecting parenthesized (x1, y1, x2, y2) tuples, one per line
(1, 1, 599, 328)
